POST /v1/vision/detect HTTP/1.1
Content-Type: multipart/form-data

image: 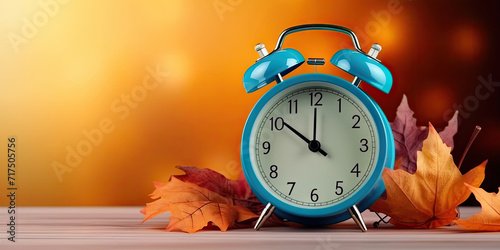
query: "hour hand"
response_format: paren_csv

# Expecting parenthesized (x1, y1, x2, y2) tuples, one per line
(283, 122, 309, 143)
(283, 122, 327, 156)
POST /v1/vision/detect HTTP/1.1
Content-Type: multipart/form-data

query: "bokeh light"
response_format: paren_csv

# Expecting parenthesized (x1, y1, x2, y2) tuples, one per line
(452, 24, 485, 61)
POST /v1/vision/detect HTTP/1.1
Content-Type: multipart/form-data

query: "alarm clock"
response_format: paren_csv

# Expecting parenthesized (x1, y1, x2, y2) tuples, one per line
(240, 24, 395, 232)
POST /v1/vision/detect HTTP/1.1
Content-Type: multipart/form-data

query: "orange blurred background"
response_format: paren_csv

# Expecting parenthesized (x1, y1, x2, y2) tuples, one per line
(1, 0, 499, 206)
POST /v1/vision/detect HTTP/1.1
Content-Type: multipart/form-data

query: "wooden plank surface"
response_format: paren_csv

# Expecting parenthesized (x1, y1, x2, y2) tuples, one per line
(1, 206, 499, 249)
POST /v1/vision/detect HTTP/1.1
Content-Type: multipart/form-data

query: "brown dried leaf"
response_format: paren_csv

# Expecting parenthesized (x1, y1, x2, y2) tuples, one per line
(370, 124, 486, 228)
(141, 177, 258, 233)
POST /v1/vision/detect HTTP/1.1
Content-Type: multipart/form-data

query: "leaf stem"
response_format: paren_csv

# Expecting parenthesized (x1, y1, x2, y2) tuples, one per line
(458, 125, 481, 169)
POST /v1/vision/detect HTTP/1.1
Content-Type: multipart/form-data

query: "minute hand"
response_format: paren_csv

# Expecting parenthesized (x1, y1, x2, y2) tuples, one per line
(283, 122, 328, 156)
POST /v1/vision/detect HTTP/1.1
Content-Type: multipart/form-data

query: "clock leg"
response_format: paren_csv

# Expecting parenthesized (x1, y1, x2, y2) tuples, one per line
(254, 203, 275, 231)
(348, 205, 367, 232)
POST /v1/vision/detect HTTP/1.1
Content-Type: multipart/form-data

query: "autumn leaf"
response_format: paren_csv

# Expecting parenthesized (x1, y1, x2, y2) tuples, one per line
(172, 166, 285, 225)
(232, 169, 255, 201)
(171, 166, 260, 209)
(173, 166, 247, 199)
(455, 184, 500, 231)
(141, 177, 258, 233)
(173, 166, 254, 201)
(370, 123, 487, 228)
(390, 95, 458, 173)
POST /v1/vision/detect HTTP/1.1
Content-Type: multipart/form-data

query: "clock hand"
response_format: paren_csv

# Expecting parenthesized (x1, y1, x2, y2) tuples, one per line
(283, 121, 328, 156)
(309, 108, 327, 156)
(313, 107, 317, 141)
(283, 122, 309, 143)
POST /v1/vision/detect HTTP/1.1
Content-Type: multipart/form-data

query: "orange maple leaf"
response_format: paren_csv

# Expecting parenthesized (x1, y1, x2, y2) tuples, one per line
(455, 184, 500, 231)
(370, 123, 487, 228)
(141, 177, 258, 233)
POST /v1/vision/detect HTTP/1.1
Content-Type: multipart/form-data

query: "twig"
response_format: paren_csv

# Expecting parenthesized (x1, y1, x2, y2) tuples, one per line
(458, 125, 482, 169)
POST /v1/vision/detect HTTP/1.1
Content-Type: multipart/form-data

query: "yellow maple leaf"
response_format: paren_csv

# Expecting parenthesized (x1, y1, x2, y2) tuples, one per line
(455, 184, 500, 231)
(370, 123, 487, 228)
(141, 177, 258, 233)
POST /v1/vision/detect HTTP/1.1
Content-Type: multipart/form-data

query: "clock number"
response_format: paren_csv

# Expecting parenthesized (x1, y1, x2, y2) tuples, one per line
(335, 181, 344, 195)
(270, 117, 284, 131)
(269, 165, 278, 179)
(337, 98, 341, 113)
(352, 115, 361, 129)
(360, 138, 369, 152)
(262, 141, 271, 154)
(351, 163, 360, 177)
(288, 99, 298, 114)
(287, 182, 296, 195)
(310, 188, 319, 202)
(309, 92, 323, 106)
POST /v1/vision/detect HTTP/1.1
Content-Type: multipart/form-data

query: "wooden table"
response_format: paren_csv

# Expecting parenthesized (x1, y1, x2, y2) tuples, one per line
(1, 207, 499, 249)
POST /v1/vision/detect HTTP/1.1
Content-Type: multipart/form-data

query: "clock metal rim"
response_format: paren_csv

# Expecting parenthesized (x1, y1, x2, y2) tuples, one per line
(241, 73, 392, 222)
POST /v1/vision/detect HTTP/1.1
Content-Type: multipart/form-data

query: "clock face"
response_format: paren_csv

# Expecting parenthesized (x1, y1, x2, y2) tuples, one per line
(248, 81, 380, 209)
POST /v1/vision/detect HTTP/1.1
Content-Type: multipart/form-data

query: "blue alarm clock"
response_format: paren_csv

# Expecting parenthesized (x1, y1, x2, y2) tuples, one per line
(241, 24, 395, 232)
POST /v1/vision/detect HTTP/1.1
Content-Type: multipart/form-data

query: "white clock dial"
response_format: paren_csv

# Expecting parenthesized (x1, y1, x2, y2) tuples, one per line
(249, 81, 379, 208)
